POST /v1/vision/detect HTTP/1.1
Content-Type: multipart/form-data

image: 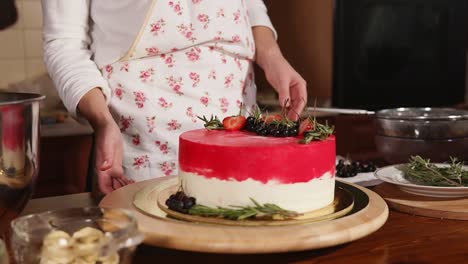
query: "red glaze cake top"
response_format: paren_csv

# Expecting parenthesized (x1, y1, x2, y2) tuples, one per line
(179, 129, 336, 184)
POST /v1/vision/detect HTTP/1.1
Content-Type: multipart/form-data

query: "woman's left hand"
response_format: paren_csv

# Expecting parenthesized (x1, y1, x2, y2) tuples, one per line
(262, 52, 307, 120)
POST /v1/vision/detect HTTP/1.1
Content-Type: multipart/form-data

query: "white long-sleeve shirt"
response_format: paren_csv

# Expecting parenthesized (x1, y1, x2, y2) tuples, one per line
(41, 0, 276, 116)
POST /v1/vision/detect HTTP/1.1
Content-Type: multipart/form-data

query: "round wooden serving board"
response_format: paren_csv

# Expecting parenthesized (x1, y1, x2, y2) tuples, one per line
(374, 183, 468, 220)
(99, 177, 388, 254)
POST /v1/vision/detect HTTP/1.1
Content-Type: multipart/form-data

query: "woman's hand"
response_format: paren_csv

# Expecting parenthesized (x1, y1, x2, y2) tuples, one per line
(94, 120, 134, 194)
(253, 26, 307, 120)
(78, 88, 133, 194)
(261, 52, 307, 120)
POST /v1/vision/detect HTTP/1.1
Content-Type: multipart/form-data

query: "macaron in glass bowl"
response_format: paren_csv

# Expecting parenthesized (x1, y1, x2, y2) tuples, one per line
(10, 207, 144, 264)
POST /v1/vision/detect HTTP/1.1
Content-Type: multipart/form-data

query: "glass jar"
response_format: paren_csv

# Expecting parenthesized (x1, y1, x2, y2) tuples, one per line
(10, 207, 144, 264)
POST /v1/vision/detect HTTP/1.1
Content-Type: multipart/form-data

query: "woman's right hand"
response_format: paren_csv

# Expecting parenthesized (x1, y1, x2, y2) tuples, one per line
(77, 88, 134, 194)
(94, 120, 134, 194)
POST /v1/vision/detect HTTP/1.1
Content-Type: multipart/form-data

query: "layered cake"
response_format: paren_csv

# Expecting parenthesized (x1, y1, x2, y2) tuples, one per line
(178, 129, 336, 213)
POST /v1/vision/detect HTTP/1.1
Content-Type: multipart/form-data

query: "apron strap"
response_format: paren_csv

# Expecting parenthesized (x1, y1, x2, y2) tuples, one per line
(119, 0, 158, 62)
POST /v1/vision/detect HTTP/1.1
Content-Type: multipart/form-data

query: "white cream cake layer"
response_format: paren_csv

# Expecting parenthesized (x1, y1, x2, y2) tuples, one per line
(180, 171, 335, 213)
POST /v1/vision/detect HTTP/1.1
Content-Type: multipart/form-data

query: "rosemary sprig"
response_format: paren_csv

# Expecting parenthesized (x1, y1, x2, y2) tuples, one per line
(197, 115, 224, 130)
(248, 104, 264, 122)
(188, 198, 301, 220)
(300, 117, 335, 144)
(270, 114, 297, 129)
(399, 155, 468, 187)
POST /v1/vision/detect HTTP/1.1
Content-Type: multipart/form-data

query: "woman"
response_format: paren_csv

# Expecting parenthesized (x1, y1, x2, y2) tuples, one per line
(42, 0, 307, 194)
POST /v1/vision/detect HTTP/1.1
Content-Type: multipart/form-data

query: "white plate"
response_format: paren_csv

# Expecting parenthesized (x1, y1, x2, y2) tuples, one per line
(374, 164, 468, 198)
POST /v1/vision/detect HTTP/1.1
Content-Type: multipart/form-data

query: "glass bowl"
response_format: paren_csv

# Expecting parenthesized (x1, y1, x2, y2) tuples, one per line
(375, 135, 468, 164)
(10, 207, 144, 264)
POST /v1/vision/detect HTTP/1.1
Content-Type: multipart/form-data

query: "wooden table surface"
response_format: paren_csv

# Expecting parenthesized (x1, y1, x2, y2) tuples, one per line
(20, 190, 468, 263)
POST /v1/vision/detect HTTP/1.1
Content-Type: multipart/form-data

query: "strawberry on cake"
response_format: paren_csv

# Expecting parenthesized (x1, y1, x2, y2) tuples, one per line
(172, 111, 336, 216)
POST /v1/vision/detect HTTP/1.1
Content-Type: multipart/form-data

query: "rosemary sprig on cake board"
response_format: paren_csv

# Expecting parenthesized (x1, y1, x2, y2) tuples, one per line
(399, 155, 468, 187)
(188, 198, 301, 220)
(165, 188, 301, 220)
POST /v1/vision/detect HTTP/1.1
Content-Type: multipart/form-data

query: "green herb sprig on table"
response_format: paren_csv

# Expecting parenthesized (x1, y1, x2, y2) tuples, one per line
(188, 198, 301, 220)
(300, 117, 335, 144)
(399, 155, 468, 187)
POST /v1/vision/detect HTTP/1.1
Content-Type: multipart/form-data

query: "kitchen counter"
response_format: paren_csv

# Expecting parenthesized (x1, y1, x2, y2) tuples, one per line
(19, 189, 468, 263)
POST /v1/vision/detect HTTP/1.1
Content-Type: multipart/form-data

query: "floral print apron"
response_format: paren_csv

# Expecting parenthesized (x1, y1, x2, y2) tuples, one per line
(101, 0, 256, 181)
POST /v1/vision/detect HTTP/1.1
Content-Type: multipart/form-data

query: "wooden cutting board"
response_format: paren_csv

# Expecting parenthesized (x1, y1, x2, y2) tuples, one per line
(374, 183, 468, 220)
(99, 177, 388, 254)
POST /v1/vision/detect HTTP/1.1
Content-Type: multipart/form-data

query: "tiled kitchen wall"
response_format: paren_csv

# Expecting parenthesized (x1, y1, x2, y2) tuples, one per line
(0, 0, 45, 88)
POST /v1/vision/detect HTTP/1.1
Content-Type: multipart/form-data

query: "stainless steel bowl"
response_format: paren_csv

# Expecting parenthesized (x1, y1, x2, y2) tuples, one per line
(374, 107, 468, 163)
(0, 92, 44, 236)
(375, 107, 468, 139)
(307, 106, 468, 163)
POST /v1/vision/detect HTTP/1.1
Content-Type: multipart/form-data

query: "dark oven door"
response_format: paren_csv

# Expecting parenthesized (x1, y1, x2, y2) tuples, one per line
(333, 0, 468, 109)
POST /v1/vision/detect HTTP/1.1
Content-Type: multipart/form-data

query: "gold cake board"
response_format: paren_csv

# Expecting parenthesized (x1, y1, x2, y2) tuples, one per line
(99, 176, 388, 254)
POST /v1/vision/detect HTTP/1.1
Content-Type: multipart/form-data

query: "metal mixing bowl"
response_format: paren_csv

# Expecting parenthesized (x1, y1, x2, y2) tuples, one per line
(375, 107, 468, 139)
(0, 92, 44, 236)
(374, 107, 468, 163)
